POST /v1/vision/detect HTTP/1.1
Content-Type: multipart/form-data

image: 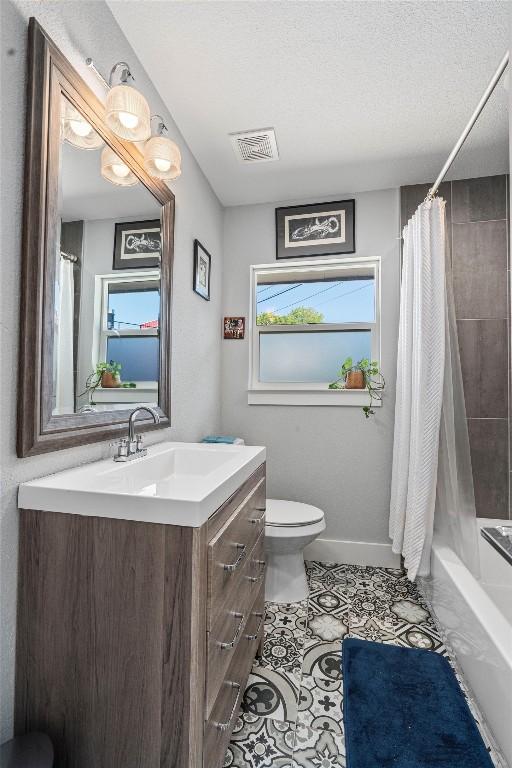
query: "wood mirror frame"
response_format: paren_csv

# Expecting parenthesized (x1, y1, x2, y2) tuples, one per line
(17, 19, 174, 457)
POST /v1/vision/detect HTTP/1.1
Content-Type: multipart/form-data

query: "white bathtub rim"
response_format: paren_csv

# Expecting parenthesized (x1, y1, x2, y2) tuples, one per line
(431, 539, 512, 666)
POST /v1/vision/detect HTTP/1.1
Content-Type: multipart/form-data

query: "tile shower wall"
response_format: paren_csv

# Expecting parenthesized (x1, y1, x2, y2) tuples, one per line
(401, 175, 510, 520)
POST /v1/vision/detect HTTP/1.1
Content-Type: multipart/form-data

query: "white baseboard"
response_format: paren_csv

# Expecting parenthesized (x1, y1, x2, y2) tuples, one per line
(304, 537, 400, 568)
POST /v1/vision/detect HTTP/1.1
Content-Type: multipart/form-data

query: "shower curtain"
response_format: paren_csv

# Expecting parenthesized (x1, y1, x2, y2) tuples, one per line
(54, 256, 75, 414)
(389, 197, 479, 580)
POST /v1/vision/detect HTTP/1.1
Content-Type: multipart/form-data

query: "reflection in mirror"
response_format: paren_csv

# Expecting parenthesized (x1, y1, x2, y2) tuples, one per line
(54, 94, 162, 416)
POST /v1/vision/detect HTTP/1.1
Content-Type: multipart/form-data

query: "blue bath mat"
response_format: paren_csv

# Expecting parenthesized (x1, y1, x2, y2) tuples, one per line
(342, 638, 493, 768)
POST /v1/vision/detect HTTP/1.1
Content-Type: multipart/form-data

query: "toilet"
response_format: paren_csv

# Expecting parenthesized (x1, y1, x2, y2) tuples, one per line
(264, 499, 326, 603)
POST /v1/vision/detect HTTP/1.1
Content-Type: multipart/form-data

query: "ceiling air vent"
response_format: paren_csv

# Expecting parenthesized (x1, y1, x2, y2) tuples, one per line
(230, 128, 279, 163)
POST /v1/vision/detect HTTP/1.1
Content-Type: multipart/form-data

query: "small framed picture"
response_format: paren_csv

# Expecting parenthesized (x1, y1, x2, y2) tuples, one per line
(275, 199, 355, 259)
(224, 317, 245, 340)
(113, 219, 161, 269)
(193, 239, 211, 301)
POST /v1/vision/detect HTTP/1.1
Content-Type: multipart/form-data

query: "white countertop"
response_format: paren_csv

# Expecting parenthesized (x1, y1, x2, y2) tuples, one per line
(18, 442, 266, 527)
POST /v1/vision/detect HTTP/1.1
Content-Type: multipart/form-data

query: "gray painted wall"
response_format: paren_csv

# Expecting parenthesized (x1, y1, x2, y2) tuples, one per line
(0, 0, 223, 739)
(220, 189, 401, 547)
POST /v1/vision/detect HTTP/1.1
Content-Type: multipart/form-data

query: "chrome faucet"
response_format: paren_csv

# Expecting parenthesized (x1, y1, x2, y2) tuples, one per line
(113, 406, 161, 462)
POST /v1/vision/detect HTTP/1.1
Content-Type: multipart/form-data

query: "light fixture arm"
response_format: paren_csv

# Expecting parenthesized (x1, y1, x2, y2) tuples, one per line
(85, 57, 110, 89)
(109, 61, 134, 86)
(150, 114, 168, 136)
(85, 59, 135, 88)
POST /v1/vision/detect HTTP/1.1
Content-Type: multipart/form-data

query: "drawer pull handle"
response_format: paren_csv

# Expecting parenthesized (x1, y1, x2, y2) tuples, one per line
(222, 543, 246, 572)
(249, 509, 266, 525)
(218, 612, 245, 650)
(248, 559, 266, 583)
(213, 682, 241, 731)
(245, 611, 264, 641)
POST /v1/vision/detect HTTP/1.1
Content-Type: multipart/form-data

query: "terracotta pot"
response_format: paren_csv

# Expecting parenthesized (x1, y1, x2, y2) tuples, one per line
(345, 370, 365, 389)
(101, 372, 120, 388)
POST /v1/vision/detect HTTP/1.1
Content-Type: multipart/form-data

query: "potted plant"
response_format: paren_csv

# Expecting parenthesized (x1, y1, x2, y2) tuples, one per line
(329, 357, 385, 418)
(96, 361, 122, 388)
(77, 361, 122, 410)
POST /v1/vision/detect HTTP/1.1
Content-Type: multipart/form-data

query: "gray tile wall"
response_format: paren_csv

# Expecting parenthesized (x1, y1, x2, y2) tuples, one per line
(400, 175, 510, 520)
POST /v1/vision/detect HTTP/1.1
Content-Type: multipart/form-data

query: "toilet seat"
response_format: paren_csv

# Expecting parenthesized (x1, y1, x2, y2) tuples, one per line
(266, 499, 325, 528)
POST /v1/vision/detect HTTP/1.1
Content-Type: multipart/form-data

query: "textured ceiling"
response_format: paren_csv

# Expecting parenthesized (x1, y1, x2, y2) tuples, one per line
(108, 0, 509, 206)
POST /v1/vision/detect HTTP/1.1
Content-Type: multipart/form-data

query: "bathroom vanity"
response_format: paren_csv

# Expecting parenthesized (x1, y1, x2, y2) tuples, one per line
(16, 443, 266, 768)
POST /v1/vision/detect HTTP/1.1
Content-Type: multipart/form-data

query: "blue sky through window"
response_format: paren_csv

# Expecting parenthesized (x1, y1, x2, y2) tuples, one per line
(256, 279, 374, 323)
(108, 289, 160, 329)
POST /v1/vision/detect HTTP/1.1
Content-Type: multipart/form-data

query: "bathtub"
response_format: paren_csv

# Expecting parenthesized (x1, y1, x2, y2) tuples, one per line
(425, 519, 512, 766)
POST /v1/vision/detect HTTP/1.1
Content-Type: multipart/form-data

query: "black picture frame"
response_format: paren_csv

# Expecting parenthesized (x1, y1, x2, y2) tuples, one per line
(275, 199, 355, 259)
(113, 219, 162, 270)
(193, 239, 211, 301)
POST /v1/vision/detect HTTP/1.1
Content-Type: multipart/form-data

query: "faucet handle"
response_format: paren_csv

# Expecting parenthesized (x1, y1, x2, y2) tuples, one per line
(136, 434, 144, 452)
(110, 437, 129, 460)
(109, 437, 127, 449)
(118, 437, 129, 457)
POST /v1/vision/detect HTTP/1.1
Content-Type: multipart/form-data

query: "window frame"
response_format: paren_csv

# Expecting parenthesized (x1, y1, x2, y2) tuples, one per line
(95, 270, 160, 389)
(248, 257, 381, 406)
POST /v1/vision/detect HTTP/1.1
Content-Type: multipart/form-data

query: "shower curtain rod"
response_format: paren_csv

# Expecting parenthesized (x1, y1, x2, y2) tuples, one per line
(60, 249, 79, 264)
(427, 51, 509, 200)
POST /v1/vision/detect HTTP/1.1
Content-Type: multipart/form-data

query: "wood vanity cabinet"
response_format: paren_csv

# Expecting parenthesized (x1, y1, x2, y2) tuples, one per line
(15, 464, 266, 768)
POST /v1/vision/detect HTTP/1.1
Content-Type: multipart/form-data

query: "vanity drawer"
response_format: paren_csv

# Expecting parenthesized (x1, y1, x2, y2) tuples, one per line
(204, 583, 264, 768)
(207, 477, 265, 627)
(206, 533, 265, 715)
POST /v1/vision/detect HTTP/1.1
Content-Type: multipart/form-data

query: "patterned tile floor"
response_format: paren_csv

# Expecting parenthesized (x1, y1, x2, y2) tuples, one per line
(223, 561, 503, 768)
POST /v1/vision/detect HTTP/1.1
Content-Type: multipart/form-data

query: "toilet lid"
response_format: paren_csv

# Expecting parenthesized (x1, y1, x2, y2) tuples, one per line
(265, 499, 325, 527)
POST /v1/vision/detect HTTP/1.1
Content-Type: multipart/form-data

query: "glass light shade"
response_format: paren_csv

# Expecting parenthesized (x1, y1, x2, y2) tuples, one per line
(101, 147, 138, 186)
(144, 135, 182, 180)
(105, 84, 151, 141)
(61, 100, 103, 150)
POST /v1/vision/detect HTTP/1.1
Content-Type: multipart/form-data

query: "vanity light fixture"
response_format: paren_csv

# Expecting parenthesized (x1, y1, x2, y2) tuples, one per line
(104, 62, 151, 142)
(61, 98, 103, 150)
(100, 146, 138, 186)
(144, 115, 182, 180)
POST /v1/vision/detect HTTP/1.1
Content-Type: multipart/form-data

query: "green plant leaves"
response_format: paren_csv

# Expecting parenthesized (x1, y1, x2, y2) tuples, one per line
(329, 357, 385, 417)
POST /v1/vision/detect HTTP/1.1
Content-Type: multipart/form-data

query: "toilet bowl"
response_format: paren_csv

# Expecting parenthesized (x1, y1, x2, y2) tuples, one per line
(264, 499, 325, 603)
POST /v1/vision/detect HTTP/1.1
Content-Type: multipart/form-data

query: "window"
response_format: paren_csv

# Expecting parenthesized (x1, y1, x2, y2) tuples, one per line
(249, 258, 380, 405)
(98, 272, 160, 385)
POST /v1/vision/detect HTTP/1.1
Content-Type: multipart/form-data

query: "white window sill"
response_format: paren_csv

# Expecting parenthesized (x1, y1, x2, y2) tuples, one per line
(94, 386, 157, 404)
(248, 389, 382, 407)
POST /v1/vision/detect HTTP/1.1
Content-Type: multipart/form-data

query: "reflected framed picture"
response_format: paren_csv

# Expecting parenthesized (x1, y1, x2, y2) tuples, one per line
(113, 219, 161, 270)
(193, 239, 211, 301)
(275, 199, 355, 259)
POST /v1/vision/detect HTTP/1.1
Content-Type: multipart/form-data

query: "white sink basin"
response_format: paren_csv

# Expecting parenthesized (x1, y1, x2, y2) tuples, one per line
(18, 442, 266, 527)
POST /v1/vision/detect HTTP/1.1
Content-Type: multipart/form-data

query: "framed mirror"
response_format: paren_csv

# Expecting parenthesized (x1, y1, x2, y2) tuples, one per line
(17, 19, 174, 457)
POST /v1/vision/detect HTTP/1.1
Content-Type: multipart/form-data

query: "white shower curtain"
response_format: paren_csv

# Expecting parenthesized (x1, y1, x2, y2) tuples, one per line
(389, 197, 479, 580)
(54, 256, 75, 414)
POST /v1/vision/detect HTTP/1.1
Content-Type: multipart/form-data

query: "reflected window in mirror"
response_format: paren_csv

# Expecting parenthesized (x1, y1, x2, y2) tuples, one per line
(54, 95, 162, 416)
(78, 272, 161, 411)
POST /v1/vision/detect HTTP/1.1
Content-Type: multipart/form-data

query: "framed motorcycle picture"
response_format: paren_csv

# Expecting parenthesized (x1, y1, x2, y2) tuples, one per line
(275, 199, 355, 259)
(113, 219, 162, 270)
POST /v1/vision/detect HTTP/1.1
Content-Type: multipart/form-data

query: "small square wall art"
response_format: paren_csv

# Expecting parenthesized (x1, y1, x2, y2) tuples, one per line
(224, 317, 245, 339)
